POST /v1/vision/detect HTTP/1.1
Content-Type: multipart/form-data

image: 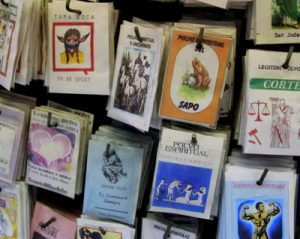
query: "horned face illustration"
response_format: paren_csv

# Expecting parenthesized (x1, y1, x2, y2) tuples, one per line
(57, 28, 90, 64)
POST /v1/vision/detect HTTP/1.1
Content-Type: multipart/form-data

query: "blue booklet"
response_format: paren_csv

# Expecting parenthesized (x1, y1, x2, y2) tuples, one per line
(83, 139, 144, 225)
(149, 128, 225, 219)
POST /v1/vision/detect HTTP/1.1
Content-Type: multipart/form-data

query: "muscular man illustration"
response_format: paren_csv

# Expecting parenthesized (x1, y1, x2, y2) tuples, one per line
(241, 202, 280, 239)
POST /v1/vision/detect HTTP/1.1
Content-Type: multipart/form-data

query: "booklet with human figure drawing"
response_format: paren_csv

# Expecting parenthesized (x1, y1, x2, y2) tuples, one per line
(149, 127, 225, 219)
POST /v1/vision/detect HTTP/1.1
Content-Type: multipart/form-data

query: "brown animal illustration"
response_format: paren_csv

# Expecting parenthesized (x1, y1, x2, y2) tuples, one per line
(192, 57, 211, 89)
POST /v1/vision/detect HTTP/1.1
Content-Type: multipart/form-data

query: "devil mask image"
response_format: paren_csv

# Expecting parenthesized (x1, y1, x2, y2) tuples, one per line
(57, 28, 90, 64)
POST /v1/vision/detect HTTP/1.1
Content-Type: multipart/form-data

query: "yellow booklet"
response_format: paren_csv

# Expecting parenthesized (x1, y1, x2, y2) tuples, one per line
(159, 28, 232, 127)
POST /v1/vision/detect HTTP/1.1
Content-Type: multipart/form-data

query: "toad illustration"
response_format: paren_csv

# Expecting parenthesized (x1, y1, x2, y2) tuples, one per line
(191, 57, 211, 89)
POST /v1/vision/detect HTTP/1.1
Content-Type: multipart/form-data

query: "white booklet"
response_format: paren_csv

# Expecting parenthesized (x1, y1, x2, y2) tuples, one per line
(107, 21, 163, 132)
(47, 2, 113, 94)
(241, 49, 300, 156)
(149, 127, 225, 219)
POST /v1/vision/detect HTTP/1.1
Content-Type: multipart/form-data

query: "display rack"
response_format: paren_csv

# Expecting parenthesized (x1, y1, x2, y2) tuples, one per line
(1, 0, 300, 238)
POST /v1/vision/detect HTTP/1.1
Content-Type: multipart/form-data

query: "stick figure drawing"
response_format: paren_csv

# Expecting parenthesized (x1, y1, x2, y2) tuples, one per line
(167, 180, 182, 201)
(57, 28, 90, 64)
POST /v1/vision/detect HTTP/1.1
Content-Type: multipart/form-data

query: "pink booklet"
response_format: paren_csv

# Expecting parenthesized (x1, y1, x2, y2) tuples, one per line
(30, 202, 77, 239)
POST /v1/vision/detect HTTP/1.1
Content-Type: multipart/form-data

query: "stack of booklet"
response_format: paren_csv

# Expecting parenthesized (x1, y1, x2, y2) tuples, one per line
(0, 91, 36, 183)
(159, 24, 233, 128)
(131, 17, 173, 130)
(0, 0, 32, 89)
(107, 20, 164, 132)
(46, 2, 117, 95)
(174, 21, 237, 118)
(148, 126, 229, 219)
(83, 125, 153, 225)
(0, 0, 58, 87)
(13, 0, 119, 88)
(238, 49, 300, 156)
(16, 0, 48, 85)
(217, 150, 297, 239)
(26, 102, 94, 198)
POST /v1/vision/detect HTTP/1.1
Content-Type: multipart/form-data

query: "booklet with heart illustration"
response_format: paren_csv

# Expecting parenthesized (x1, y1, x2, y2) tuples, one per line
(29, 104, 89, 195)
(26, 108, 81, 198)
(47, 100, 94, 194)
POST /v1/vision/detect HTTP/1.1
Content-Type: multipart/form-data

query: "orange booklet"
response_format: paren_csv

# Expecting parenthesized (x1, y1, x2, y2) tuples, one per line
(159, 28, 232, 127)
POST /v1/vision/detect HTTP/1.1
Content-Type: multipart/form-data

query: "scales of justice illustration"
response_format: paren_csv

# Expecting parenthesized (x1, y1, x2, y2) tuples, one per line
(248, 100, 270, 122)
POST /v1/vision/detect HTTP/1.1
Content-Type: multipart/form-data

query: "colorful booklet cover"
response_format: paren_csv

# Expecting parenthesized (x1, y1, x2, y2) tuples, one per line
(26, 108, 81, 198)
(159, 28, 231, 127)
(83, 139, 144, 225)
(39, 104, 89, 196)
(30, 202, 77, 239)
(242, 49, 300, 156)
(77, 217, 135, 239)
(149, 127, 225, 219)
(221, 165, 295, 239)
(47, 100, 94, 194)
